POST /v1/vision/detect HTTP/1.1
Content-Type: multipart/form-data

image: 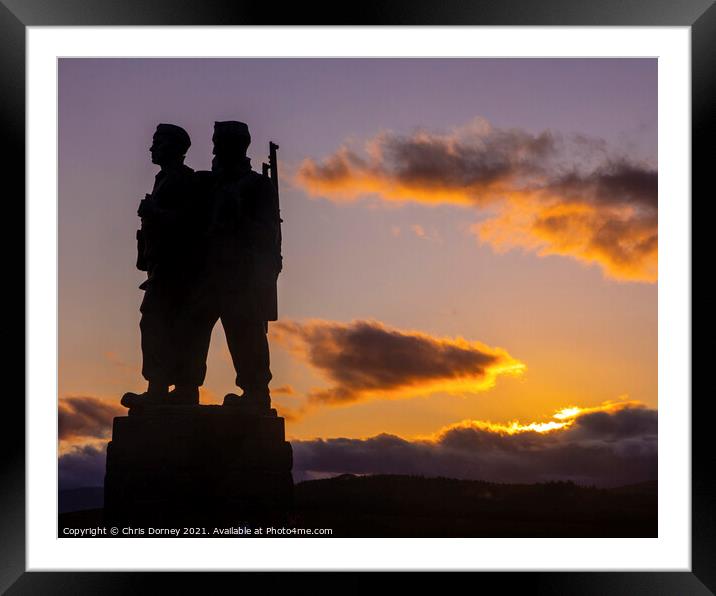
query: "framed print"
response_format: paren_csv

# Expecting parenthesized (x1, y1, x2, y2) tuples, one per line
(4, 0, 712, 591)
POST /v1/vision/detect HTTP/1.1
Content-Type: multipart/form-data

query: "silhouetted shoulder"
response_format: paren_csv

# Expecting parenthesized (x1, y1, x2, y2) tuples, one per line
(168, 163, 195, 186)
(245, 170, 277, 197)
(195, 169, 216, 186)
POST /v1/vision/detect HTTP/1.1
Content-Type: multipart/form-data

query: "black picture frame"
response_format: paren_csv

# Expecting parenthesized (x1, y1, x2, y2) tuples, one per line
(3, 0, 711, 591)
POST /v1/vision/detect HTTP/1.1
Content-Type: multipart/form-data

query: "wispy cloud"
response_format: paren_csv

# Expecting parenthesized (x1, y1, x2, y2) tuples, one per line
(272, 385, 297, 396)
(296, 118, 657, 282)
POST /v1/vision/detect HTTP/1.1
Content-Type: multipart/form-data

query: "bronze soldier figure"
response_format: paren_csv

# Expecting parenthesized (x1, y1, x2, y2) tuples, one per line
(188, 121, 282, 411)
(122, 124, 203, 408)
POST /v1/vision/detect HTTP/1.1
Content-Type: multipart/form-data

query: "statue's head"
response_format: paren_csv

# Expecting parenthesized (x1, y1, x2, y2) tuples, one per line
(212, 121, 251, 164)
(150, 123, 191, 166)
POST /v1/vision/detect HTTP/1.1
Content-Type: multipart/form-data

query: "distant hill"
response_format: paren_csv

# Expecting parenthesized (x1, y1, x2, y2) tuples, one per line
(59, 474, 656, 537)
(290, 474, 657, 537)
(59, 487, 104, 514)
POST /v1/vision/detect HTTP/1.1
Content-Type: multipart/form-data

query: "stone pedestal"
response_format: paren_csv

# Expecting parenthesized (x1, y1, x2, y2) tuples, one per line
(104, 405, 293, 525)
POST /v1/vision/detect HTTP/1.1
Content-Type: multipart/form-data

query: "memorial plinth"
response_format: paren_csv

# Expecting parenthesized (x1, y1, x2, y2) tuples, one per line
(104, 405, 293, 525)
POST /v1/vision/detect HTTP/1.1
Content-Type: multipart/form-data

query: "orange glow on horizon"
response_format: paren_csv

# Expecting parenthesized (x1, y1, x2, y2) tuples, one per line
(423, 399, 645, 441)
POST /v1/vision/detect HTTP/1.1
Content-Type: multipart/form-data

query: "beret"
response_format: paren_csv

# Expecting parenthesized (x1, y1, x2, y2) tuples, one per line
(214, 121, 251, 143)
(154, 123, 191, 152)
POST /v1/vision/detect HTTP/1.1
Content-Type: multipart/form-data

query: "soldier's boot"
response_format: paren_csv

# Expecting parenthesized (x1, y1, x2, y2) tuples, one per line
(169, 384, 200, 406)
(223, 387, 271, 412)
(120, 382, 169, 409)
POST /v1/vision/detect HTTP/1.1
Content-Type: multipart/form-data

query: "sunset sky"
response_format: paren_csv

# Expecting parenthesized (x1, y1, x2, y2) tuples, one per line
(58, 58, 657, 488)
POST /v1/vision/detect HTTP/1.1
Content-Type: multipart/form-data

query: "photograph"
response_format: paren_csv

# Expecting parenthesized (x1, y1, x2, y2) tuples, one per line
(3, 0, 709, 587)
(57, 57, 659, 539)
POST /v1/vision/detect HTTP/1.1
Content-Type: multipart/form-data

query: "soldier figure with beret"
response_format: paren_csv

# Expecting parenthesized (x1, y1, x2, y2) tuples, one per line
(122, 124, 204, 408)
(187, 121, 282, 411)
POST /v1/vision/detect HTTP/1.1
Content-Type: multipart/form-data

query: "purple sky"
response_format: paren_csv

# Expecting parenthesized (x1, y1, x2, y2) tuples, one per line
(58, 58, 657, 445)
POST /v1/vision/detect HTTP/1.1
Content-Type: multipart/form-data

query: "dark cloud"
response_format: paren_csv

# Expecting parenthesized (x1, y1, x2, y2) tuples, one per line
(57, 403, 657, 489)
(573, 405, 656, 436)
(58, 443, 106, 490)
(270, 319, 524, 407)
(292, 405, 657, 487)
(296, 119, 657, 282)
(382, 127, 556, 191)
(58, 395, 124, 441)
(297, 121, 559, 202)
(550, 161, 657, 209)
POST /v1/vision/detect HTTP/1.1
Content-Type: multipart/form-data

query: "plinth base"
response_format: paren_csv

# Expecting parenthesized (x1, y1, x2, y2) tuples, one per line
(104, 405, 293, 525)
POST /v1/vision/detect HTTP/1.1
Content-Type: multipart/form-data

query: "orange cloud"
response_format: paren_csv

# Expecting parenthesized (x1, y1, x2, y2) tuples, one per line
(295, 119, 657, 282)
(272, 384, 297, 396)
(472, 179, 657, 283)
(270, 318, 525, 409)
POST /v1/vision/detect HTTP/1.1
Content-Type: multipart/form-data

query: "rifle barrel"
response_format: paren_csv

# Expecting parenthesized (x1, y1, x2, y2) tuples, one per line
(269, 142, 279, 193)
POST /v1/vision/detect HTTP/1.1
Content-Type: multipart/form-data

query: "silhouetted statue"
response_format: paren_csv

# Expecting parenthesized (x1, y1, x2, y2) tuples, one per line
(121, 124, 204, 408)
(185, 121, 282, 411)
(107, 122, 292, 523)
